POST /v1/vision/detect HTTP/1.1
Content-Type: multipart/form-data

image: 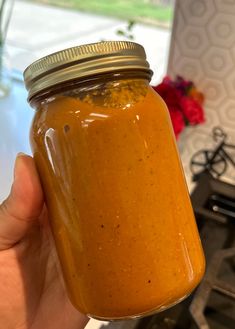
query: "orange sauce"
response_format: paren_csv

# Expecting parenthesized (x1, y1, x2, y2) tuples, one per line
(30, 79, 205, 319)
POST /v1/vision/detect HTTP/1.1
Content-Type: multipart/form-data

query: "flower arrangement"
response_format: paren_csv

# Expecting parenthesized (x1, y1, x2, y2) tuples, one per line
(152, 76, 205, 139)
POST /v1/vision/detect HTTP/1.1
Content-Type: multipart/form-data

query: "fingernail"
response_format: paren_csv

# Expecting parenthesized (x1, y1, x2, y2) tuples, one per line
(17, 152, 26, 157)
(14, 153, 26, 181)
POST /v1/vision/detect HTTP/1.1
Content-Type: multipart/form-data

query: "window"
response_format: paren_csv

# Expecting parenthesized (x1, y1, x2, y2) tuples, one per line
(6, 0, 174, 83)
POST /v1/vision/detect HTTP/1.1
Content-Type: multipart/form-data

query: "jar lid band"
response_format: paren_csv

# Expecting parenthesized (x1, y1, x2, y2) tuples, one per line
(23, 41, 153, 100)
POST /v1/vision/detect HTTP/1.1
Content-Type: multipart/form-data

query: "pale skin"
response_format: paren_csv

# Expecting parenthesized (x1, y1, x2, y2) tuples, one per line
(0, 153, 89, 329)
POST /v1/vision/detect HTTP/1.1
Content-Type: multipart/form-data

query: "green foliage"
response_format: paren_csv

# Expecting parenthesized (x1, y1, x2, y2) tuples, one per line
(116, 20, 135, 40)
(27, 0, 173, 26)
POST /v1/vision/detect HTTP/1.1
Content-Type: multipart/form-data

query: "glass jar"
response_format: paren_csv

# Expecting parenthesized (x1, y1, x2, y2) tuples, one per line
(24, 41, 205, 320)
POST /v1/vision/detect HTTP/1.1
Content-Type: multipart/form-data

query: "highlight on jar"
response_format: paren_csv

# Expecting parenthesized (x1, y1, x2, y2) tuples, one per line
(23, 41, 206, 321)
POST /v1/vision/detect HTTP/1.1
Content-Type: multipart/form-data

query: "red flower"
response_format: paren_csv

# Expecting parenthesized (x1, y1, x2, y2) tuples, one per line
(153, 82, 181, 109)
(152, 75, 205, 138)
(168, 107, 185, 139)
(153, 82, 185, 138)
(180, 96, 205, 125)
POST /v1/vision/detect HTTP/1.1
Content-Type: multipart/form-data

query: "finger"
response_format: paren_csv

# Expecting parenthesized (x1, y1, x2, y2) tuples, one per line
(0, 153, 44, 250)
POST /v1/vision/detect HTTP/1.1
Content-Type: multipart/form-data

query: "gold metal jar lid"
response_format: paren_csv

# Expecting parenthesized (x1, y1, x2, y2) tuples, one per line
(24, 41, 152, 100)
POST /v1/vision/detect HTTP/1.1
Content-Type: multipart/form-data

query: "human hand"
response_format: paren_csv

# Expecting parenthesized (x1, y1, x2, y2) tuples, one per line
(0, 154, 89, 329)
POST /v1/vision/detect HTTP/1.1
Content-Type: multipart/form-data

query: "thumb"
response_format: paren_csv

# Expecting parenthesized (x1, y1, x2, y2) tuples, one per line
(0, 153, 44, 250)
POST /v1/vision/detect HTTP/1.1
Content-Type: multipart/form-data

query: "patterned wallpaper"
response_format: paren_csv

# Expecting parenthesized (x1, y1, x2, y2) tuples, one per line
(167, 0, 235, 187)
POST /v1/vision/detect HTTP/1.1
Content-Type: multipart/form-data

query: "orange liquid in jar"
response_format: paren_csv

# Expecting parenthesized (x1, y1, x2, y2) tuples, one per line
(31, 79, 205, 319)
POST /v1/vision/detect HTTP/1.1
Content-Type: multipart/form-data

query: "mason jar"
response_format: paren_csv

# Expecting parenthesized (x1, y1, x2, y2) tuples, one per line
(24, 41, 205, 320)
